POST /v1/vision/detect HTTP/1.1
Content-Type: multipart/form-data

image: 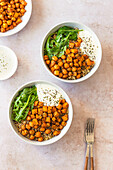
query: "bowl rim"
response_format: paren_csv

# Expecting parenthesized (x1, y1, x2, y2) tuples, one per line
(0, 0, 32, 37)
(41, 21, 102, 83)
(0, 45, 18, 80)
(8, 80, 73, 145)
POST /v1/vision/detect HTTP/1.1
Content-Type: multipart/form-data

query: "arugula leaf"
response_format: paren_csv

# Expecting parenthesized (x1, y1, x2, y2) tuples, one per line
(11, 86, 38, 123)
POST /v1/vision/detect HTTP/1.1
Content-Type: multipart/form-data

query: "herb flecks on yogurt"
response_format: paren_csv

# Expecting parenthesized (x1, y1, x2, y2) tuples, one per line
(36, 84, 63, 106)
(79, 30, 98, 61)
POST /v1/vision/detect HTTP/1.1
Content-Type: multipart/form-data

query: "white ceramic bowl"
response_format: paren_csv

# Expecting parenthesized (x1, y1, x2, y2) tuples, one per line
(0, 45, 18, 80)
(0, 0, 32, 37)
(41, 22, 102, 83)
(9, 80, 73, 145)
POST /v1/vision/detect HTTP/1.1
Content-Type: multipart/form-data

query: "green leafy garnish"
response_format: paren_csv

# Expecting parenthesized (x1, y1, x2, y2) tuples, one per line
(11, 86, 38, 122)
(44, 26, 83, 59)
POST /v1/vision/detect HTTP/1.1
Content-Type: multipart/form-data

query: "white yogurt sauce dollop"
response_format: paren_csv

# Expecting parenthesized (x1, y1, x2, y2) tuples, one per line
(36, 84, 63, 106)
(79, 30, 98, 61)
(0, 46, 18, 80)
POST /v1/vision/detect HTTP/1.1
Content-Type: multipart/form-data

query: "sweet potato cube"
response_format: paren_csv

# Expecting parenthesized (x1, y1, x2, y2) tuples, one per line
(69, 42, 74, 49)
(46, 117, 51, 123)
(32, 109, 38, 114)
(34, 101, 38, 107)
(43, 106, 48, 112)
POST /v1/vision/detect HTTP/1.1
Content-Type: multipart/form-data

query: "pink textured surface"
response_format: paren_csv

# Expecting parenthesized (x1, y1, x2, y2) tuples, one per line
(0, 0, 113, 170)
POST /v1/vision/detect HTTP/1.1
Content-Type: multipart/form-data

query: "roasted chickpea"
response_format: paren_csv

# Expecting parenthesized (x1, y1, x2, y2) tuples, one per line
(41, 122, 47, 128)
(62, 75, 68, 79)
(29, 135, 35, 140)
(26, 124, 31, 130)
(62, 69, 67, 75)
(44, 55, 49, 60)
(58, 61, 63, 67)
(26, 116, 31, 121)
(70, 63, 73, 67)
(35, 132, 41, 138)
(54, 70, 59, 76)
(53, 131, 60, 136)
(64, 63, 69, 69)
(7, 20, 12, 25)
(0, 14, 4, 20)
(3, 23, 8, 28)
(50, 60, 56, 67)
(45, 129, 51, 134)
(29, 129, 35, 135)
(72, 67, 77, 72)
(22, 130, 28, 136)
(61, 55, 66, 60)
(67, 56, 72, 63)
(31, 114, 35, 119)
(11, 17, 16, 21)
(76, 74, 81, 79)
(50, 67, 55, 73)
(65, 49, 70, 55)
(32, 119, 38, 125)
(21, 124, 25, 130)
(73, 72, 77, 77)
(59, 72, 63, 78)
(67, 67, 72, 72)
(38, 136, 43, 142)
(54, 64, 60, 70)
(46, 60, 50, 65)
(68, 72, 73, 77)
(52, 56, 58, 61)
(0, 20, 2, 25)
(29, 121, 34, 127)
(40, 127, 45, 132)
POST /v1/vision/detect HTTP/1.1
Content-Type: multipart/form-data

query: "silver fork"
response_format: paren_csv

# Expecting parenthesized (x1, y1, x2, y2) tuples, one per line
(84, 118, 95, 170)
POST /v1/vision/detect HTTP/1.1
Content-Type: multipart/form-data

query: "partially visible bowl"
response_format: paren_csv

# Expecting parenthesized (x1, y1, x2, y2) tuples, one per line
(0, 45, 18, 80)
(41, 21, 102, 83)
(9, 80, 73, 145)
(0, 0, 32, 37)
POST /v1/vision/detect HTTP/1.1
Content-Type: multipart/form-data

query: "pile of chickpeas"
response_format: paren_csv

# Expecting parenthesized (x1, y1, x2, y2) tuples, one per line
(0, 0, 27, 32)
(16, 99, 69, 142)
(44, 37, 95, 80)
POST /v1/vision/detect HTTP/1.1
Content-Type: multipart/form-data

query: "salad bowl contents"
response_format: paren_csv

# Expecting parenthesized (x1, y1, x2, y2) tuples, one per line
(9, 81, 73, 145)
(42, 22, 102, 83)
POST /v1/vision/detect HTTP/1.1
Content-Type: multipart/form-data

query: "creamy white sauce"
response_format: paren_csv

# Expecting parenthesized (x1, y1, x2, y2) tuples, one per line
(79, 30, 98, 61)
(36, 84, 63, 106)
(0, 47, 17, 80)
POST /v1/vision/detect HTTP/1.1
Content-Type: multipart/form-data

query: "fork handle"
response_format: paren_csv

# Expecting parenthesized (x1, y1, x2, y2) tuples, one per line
(90, 144, 94, 170)
(84, 144, 89, 170)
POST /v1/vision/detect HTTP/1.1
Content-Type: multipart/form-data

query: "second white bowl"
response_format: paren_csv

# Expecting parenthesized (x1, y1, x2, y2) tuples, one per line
(41, 22, 102, 83)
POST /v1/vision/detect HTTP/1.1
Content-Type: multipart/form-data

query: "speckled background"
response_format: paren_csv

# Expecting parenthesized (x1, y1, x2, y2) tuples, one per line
(0, 0, 113, 170)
